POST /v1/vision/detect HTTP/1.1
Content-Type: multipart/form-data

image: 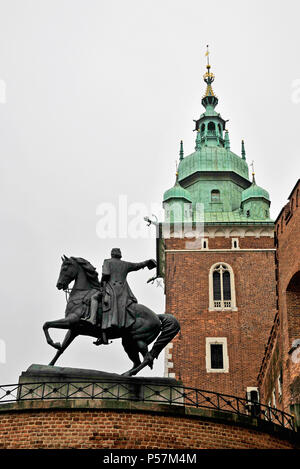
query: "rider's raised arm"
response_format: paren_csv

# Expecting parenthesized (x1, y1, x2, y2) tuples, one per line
(126, 260, 148, 273)
(126, 259, 156, 273)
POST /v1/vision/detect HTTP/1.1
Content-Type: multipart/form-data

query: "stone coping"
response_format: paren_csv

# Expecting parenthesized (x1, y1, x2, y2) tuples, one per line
(0, 398, 298, 445)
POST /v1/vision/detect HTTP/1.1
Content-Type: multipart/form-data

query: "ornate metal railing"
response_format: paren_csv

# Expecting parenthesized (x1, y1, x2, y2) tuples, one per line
(0, 381, 295, 431)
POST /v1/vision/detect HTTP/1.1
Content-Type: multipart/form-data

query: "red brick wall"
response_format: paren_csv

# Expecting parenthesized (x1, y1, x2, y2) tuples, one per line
(165, 236, 274, 250)
(0, 403, 296, 449)
(258, 181, 300, 413)
(164, 235, 277, 397)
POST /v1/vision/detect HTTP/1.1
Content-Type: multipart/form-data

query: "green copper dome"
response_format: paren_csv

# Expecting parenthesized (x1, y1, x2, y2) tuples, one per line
(178, 146, 249, 182)
(241, 181, 270, 202)
(163, 181, 192, 203)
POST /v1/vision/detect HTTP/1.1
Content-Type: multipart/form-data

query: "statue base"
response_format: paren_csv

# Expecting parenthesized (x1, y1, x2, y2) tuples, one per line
(17, 364, 184, 404)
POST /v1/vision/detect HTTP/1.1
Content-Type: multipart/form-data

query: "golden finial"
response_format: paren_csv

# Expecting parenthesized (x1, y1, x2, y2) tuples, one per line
(203, 44, 215, 96)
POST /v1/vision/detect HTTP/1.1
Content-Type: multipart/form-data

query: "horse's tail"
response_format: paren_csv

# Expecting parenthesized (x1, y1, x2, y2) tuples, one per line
(149, 314, 180, 361)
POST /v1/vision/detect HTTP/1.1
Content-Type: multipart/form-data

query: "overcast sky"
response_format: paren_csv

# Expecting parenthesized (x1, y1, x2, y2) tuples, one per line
(0, 0, 299, 384)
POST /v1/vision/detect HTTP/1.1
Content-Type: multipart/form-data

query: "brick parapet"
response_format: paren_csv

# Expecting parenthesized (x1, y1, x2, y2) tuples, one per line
(0, 399, 298, 449)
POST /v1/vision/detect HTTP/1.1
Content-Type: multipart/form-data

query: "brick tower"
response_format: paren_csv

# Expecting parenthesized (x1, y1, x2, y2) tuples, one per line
(158, 54, 277, 398)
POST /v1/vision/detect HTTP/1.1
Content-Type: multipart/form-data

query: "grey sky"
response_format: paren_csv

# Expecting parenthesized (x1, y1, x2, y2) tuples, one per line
(0, 0, 299, 383)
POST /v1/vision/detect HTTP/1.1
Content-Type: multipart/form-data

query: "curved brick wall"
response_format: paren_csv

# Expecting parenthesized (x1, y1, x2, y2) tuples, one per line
(0, 399, 298, 449)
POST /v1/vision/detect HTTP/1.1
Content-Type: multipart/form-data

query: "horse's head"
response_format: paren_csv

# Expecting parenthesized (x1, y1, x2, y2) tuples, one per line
(56, 255, 78, 290)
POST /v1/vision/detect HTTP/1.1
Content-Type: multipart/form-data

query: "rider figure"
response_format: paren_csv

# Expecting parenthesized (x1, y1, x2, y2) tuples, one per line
(83, 289, 109, 345)
(85, 248, 156, 346)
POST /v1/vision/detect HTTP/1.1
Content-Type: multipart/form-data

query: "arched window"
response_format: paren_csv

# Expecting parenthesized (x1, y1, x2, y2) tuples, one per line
(208, 122, 215, 132)
(211, 189, 220, 202)
(209, 263, 237, 310)
(201, 123, 205, 133)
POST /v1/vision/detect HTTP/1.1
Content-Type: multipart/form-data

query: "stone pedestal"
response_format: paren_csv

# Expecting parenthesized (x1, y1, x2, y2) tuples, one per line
(17, 364, 184, 405)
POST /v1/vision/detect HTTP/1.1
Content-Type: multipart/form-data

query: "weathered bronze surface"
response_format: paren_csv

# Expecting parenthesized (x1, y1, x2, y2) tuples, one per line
(43, 250, 180, 376)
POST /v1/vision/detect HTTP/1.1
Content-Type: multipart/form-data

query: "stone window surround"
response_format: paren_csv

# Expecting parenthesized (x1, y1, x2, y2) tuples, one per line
(231, 237, 239, 249)
(201, 237, 209, 250)
(246, 386, 260, 402)
(205, 337, 229, 373)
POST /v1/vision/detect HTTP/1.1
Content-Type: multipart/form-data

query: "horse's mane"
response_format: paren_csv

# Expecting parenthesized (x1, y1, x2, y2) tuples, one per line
(71, 257, 101, 289)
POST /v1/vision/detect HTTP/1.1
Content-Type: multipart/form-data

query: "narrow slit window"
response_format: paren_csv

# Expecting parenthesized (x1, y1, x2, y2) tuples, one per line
(202, 238, 208, 250)
(232, 238, 239, 249)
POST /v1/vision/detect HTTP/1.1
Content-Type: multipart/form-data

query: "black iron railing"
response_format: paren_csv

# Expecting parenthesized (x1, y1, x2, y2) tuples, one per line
(0, 381, 295, 431)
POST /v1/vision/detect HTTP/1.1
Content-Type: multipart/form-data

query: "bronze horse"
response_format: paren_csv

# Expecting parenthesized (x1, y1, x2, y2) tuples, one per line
(43, 256, 180, 376)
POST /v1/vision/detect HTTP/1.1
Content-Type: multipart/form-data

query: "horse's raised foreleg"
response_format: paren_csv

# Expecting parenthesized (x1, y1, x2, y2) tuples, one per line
(49, 330, 77, 366)
(43, 316, 76, 350)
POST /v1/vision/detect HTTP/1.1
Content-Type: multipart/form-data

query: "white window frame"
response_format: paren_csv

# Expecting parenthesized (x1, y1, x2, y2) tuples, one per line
(246, 387, 259, 402)
(201, 237, 208, 250)
(231, 238, 239, 249)
(205, 337, 229, 373)
(209, 262, 237, 311)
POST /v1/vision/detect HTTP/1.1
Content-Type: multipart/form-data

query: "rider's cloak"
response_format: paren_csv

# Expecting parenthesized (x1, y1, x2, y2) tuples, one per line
(101, 258, 149, 330)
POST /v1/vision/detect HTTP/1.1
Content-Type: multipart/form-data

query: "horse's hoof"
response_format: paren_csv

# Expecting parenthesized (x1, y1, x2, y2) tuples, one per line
(93, 339, 103, 346)
(53, 342, 61, 350)
(122, 371, 133, 377)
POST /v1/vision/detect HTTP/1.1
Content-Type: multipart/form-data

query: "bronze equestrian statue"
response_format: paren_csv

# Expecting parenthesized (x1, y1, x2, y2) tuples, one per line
(43, 250, 180, 376)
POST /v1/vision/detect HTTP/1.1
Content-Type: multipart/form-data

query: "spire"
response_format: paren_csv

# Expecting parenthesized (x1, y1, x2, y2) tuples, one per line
(224, 130, 230, 150)
(205, 44, 210, 67)
(241, 139, 246, 160)
(202, 45, 218, 110)
(179, 140, 184, 160)
(193, 47, 227, 150)
(250, 160, 256, 184)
